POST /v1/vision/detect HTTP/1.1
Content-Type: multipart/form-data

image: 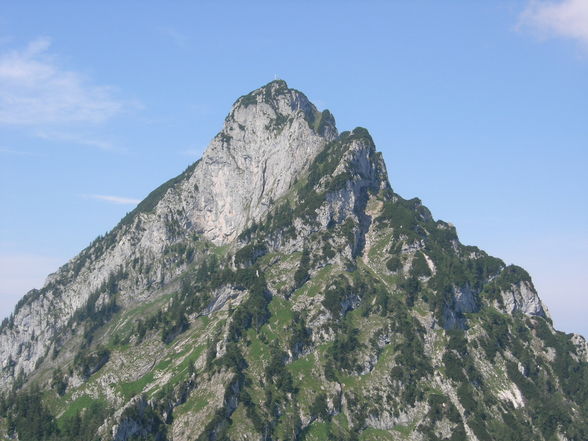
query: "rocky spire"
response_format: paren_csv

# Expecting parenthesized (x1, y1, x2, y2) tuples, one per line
(176, 79, 339, 243)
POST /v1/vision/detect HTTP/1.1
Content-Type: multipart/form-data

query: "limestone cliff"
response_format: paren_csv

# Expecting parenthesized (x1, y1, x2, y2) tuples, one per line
(0, 80, 336, 390)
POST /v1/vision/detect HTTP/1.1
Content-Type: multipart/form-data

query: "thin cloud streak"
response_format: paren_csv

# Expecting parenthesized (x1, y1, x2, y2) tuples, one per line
(520, 0, 588, 48)
(85, 194, 141, 205)
(35, 130, 114, 150)
(0, 38, 129, 126)
(0, 147, 38, 156)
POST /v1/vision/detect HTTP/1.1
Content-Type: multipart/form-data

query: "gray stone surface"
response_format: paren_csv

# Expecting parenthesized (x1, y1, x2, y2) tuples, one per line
(0, 80, 336, 390)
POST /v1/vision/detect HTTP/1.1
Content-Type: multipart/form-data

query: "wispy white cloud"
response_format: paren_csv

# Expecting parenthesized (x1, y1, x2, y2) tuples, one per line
(520, 0, 588, 48)
(35, 130, 114, 150)
(85, 194, 141, 205)
(0, 38, 129, 126)
(0, 147, 38, 156)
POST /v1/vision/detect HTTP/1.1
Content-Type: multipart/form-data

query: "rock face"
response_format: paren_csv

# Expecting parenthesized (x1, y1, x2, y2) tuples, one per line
(1, 80, 587, 441)
(0, 80, 336, 390)
(499, 280, 549, 317)
(183, 80, 338, 244)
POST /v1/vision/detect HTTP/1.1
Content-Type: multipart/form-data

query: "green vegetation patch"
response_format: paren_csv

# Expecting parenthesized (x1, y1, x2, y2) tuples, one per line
(174, 391, 210, 417)
(361, 427, 397, 440)
(59, 394, 104, 421)
(118, 371, 156, 400)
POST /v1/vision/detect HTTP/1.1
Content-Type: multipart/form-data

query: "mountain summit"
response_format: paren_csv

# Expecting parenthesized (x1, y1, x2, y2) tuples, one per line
(195, 79, 338, 243)
(1, 81, 587, 441)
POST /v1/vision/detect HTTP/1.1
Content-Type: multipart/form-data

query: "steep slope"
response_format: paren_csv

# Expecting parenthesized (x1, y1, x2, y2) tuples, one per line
(0, 80, 336, 391)
(1, 81, 588, 441)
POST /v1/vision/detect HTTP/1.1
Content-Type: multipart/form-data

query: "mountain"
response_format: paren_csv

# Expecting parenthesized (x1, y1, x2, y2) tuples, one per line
(1, 80, 587, 441)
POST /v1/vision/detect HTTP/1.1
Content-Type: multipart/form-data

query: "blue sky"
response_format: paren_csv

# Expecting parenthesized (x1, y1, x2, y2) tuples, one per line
(0, 1, 586, 336)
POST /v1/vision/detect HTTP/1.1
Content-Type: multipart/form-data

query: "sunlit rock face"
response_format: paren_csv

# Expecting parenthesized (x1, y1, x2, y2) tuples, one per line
(0, 80, 337, 390)
(182, 80, 338, 244)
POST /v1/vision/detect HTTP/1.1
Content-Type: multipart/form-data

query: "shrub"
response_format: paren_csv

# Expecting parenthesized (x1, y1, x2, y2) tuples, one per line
(293, 248, 311, 288)
(411, 252, 432, 278)
(386, 256, 401, 272)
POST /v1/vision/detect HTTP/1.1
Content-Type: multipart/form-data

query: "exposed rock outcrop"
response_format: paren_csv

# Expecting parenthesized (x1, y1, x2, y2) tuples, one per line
(0, 80, 336, 390)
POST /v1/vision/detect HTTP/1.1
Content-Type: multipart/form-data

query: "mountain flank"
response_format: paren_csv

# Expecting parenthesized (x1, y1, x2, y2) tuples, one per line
(1, 80, 587, 441)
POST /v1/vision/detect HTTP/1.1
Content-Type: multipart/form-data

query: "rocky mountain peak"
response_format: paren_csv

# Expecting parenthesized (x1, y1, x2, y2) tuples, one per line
(2, 81, 587, 441)
(183, 80, 339, 244)
(223, 79, 338, 142)
(228, 80, 334, 136)
(232, 80, 308, 114)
